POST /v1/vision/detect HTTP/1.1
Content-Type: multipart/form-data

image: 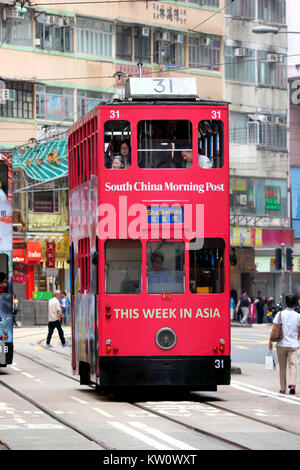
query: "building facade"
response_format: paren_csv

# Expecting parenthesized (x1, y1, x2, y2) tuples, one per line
(224, 0, 292, 301)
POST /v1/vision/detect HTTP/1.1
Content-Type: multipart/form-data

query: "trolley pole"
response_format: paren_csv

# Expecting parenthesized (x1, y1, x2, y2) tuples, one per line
(137, 62, 143, 78)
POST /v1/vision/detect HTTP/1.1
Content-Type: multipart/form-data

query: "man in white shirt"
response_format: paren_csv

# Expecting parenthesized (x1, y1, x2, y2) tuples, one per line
(269, 294, 300, 394)
(45, 290, 68, 348)
(180, 149, 213, 169)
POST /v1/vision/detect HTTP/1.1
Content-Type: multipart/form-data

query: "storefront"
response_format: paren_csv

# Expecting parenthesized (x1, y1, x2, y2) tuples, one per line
(13, 239, 42, 299)
(230, 226, 294, 301)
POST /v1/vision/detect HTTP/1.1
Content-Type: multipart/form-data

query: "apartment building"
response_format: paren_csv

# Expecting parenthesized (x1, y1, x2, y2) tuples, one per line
(224, 0, 292, 301)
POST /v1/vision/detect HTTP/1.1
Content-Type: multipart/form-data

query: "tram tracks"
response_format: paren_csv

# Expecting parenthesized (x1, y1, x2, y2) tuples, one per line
(8, 345, 300, 450)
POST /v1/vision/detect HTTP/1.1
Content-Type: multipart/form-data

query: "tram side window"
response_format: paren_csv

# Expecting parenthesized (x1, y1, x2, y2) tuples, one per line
(198, 120, 223, 168)
(0, 163, 8, 200)
(105, 240, 142, 294)
(189, 238, 225, 294)
(0, 254, 9, 294)
(104, 120, 131, 169)
(137, 120, 192, 169)
(147, 242, 184, 293)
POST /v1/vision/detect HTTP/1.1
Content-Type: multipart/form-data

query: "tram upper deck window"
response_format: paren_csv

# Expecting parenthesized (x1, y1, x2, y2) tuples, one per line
(198, 120, 223, 168)
(0, 163, 8, 200)
(138, 120, 192, 169)
(147, 241, 184, 293)
(104, 120, 131, 169)
(105, 240, 142, 294)
(189, 238, 225, 294)
(0, 254, 8, 294)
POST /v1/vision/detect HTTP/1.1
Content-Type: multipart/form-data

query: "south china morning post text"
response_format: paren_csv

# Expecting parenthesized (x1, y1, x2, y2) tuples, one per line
(100, 451, 200, 467)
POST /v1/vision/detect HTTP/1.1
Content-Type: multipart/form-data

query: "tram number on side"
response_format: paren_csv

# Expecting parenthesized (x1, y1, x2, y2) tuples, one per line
(0, 345, 8, 353)
(214, 359, 224, 369)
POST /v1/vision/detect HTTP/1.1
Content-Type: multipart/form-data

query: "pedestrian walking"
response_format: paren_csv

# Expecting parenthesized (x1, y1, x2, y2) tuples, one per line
(60, 291, 68, 325)
(235, 290, 251, 326)
(255, 291, 265, 324)
(45, 290, 69, 348)
(12, 293, 18, 327)
(268, 294, 300, 395)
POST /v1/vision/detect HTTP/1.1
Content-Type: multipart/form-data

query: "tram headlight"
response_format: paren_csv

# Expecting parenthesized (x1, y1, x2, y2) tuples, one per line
(155, 328, 177, 350)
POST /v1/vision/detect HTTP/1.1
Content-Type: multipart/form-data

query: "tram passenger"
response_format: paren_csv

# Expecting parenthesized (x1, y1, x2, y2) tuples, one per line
(111, 155, 125, 169)
(180, 147, 212, 169)
(0, 272, 8, 294)
(148, 252, 176, 292)
(105, 139, 119, 168)
(119, 140, 131, 168)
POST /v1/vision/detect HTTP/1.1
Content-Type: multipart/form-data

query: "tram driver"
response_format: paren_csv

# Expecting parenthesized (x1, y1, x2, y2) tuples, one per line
(147, 252, 177, 293)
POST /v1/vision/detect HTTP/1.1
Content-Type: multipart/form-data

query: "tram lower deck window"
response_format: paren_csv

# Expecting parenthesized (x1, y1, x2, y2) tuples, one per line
(147, 241, 184, 293)
(189, 238, 225, 293)
(105, 240, 142, 294)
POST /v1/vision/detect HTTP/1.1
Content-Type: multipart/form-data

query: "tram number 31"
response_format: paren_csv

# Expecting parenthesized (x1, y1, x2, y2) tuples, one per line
(214, 359, 224, 369)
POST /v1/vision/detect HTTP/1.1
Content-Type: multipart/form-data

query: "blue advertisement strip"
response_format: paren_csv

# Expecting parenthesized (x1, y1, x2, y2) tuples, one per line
(147, 206, 183, 224)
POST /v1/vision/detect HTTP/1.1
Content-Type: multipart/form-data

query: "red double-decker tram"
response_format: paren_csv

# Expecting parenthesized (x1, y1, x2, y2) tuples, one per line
(68, 78, 230, 391)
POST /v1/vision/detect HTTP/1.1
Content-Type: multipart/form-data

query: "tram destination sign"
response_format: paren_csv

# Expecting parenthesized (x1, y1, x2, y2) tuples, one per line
(147, 206, 183, 224)
(125, 77, 198, 100)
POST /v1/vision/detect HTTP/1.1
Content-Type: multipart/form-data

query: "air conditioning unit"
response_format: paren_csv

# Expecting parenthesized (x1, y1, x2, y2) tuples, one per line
(155, 32, 161, 40)
(279, 55, 286, 63)
(142, 27, 150, 37)
(234, 47, 250, 57)
(0, 89, 15, 101)
(200, 37, 211, 46)
(266, 53, 279, 63)
(275, 116, 286, 125)
(258, 114, 271, 123)
(176, 34, 184, 44)
(162, 32, 171, 41)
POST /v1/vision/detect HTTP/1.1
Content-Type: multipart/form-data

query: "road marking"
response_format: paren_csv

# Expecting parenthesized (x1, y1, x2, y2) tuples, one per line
(231, 381, 300, 405)
(129, 421, 197, 450)
(108, 421, 174, 450)
(10, 365, 21, 371)
(69, 396, 88, 405)
(92, 407, 114, 418)
(234, 346, 249, 350)
(21, 372, 34, 379)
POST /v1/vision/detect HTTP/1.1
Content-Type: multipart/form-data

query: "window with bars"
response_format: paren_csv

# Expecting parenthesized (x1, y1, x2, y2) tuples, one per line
(188, 0, 219, 7)
(76, 17, 113, 58)
(189, 36, 221, 70)
(0, 81, 33, 119)
(0, 9, 32, 46)
(257, 52, 287, 89)
(153, 30, 185, 66)
(257, 0, 286, 24)
(134, 26, 151, 63)
(77, 90, 112, 119)
(116, 25, 132, 61)
(36, 85, 74, 122)
(224, 47, 255, 83)
(225, 0, 255, 19)
(78, 238, 90, 294)
(35, 15, 73, 52)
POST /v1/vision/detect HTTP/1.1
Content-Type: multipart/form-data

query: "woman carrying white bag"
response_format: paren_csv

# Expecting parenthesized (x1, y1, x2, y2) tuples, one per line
(268, 294, 300, 395)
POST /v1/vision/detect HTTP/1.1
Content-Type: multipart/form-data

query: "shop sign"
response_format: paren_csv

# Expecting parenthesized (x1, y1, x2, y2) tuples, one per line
(231, 227, 262, 247)
(265, 186, 281, 211)
(13, 273, 29, 283)
(32, 291, 52, 300)
(26, 241, 42, 263)
(46, 241, 55, 268)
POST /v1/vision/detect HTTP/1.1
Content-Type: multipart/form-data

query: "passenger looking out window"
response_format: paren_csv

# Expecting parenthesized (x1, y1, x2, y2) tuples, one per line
(111, 155, 125, 169)
(104, 121, 131, 168)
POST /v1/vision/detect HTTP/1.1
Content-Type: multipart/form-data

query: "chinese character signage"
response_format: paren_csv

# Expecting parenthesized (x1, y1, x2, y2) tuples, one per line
(46, 241, 56, 268)
(265, 186, 281, 211)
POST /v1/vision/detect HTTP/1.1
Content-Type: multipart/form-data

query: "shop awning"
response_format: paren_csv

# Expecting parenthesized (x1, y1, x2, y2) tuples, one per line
(13, 140, 68, 181)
